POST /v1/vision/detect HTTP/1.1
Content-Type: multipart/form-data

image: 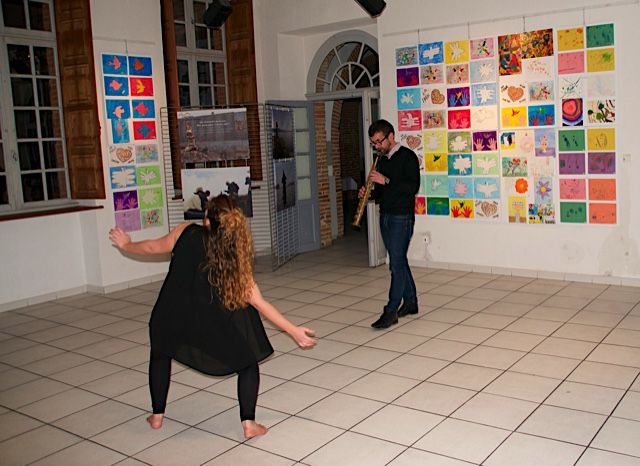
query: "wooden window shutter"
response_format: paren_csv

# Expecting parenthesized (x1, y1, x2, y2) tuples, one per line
(226, 0, 261, 180)
(54, 0, 105, 199)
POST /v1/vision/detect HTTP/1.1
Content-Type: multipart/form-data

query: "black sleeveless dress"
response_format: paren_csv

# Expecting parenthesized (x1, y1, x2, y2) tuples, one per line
(149, 223, 273, 375)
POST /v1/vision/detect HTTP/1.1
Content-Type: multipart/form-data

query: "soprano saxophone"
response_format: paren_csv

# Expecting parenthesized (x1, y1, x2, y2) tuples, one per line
(352, 155, 380, 230)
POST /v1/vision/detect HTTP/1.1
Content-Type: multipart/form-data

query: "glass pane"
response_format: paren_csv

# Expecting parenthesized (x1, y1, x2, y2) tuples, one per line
(2, 0, 27, 28)
(18, 141, 41, 170)
(177, 60, 189, 83)
(212, 62, 224, 85)
(33, 47, 55, 75)
(40, 110, 61, 138)
(173, 0, 185, 21)
(211, 29, 223, 50)
(15, 110, 38, 138)
(179, 85, 191, 107)
(199, 86, 212, 107)
(11, 78, 35, 106)
(336, 42, 361, 65)
(295, 131, 309, 152)
(293, 108, 308, 130)
(195, 26, 208, 49)
(37, 78, 58, 106)
(175, 23, 187, 47)
(46, 171, 67, 199)
(22, 173, 44, 202)
(28, 1, 51, 31)
(214, 86, 226, 106)
(193, 0, 206, 23)
(296, 155, 310, 177)
(43, 141, 64, 168)
(0, 144, 4, 171)
(361, 45, 379, 77)
(0, 176, 8, 205)
(8, 44, 32, 74)
(197, 61, 211, 84)
(297, 178, 311, 201)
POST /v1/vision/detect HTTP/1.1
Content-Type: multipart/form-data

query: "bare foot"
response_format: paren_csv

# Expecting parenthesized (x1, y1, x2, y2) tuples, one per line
(242, 420, 268, 439)
(147, 414, 163, 429)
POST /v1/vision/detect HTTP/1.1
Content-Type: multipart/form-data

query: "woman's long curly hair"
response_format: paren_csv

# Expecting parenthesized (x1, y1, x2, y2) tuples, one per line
(202, 195, 254, 310)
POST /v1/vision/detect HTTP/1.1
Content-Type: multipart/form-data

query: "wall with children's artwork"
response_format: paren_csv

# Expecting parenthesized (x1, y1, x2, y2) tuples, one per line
(376, 0, 640, 283)
(0, 0, 170, 310)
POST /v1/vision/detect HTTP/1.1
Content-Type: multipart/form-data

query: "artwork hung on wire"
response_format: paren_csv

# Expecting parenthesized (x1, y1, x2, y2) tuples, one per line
(274, 159, 296, 212)
(177, 108, 250, 163)
(102, 53, 163, 231)
(271, 108, 295, 160)
(394, 22, 617, 225)
(181, 167, 253, 217)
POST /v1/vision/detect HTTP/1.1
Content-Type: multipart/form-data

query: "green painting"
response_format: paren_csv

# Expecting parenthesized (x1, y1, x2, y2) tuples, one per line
(560, 201, 587, 223)
(136, 165, 161, 186)
(138, 187, 164, 210)
(558, 129, 586, 152)
(586, 23, 614, 48)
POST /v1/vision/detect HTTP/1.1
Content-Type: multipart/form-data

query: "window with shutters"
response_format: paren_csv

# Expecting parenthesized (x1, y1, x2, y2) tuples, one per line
(174, 0, 228, 109)
(0, 0, 70, 211)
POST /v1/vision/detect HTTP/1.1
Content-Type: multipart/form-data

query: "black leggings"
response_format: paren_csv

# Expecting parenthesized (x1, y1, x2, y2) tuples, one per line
(149, 349, 260, 421)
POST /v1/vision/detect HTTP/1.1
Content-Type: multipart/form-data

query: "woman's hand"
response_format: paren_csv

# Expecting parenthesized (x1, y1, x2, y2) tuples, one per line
(289, 326, 316, 348)
(109, 227, 131, 250)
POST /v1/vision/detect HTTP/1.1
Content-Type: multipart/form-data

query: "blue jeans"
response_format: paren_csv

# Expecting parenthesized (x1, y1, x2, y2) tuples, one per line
(379, 213, 417, 313)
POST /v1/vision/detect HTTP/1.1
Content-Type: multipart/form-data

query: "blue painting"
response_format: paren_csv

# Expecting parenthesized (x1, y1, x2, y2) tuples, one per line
(104, 76, 129, 96)
(131, 100, 156, 119)
(419, 41, 444, 65)
(425, 174, 449, 196)
(102, 54, 128, 75)
(448, 176, 474, 199)
(128, 56, 153, 76)
(470, 59, 496, 83)
(471, 83, 497, 106)
(528, 104, 555, 127)
(474, 177, 501, 199)
(111, 118, 130, 144)
(105, 99, 131, 120)
(448, 153, 473, 176)
(397, 88, 421, 110)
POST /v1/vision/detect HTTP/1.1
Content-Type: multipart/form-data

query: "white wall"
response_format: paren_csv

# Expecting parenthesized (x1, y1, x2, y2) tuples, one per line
(377, 0, 640, 284)
(0, 0, 170, 310)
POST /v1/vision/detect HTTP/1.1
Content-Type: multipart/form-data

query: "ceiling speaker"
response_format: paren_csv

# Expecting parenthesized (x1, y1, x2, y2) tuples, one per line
(354, 0, 386, 17)
(203, 0, 232, 28)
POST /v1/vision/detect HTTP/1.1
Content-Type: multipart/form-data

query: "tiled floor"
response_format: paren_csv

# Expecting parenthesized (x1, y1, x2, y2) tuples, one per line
(1, 233, 640, 465)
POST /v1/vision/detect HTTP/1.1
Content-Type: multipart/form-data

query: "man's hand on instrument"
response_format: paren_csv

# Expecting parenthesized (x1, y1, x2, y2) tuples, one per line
(358, 186, 367, 199)
(369, 170, 387, 185)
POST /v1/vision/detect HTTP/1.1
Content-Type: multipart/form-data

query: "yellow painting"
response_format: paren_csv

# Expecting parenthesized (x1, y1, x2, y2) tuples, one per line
(557, 27, 584, 51)
(501, 106, 527, 128)
(587, 48, 615, 72)
(423, 130, 447, 153)
(450, 199, 474, 218)
(508, 196, 527, 223)
(445, 40, 470, 64)
(424, 153, 448, 172)
(587, 128, 615, 151)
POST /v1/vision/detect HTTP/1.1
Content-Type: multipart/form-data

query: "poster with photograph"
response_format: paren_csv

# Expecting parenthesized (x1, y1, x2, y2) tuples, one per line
(181, 167, 253, 217)
(274, 159, 296, 212)
(271, 108, 295, 160)
(177, 108, 250, 163)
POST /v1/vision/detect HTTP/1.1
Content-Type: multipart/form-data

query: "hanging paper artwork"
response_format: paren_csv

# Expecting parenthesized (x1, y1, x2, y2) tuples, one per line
(450, 199, 474, 218)
(558, 129, 586, 151)
(471, 107, 498, 130)
(560, 178, 586, 200)
(448, 131, 471, 153)
(586, 23, 614, 48)
(128, 56, 153, 76)
(498, 34, 522, 75)
(133, 121, 157, 140)
(587, 75, 615, 97)
(423, 130, 448, 154)
(586, 48, 615, 72)
(397, 88, 421, 109)
(523, 57, 554, 80)
(113, 189, 138, 211)
(474, 177, 500, 199)
(102, 54, 128, 75)
(521, 29, 554, 58)
(423, 110, 446, 129)
(105, 100, 131, 120)
(474, 153, 500, 176)
(445, 40, 469, 64)
(398, 110, 422, 131)
(559, 76, 585, 99)
(104, 76, 129, 96)
(110, 166, 136, 189)
(500, 79, 526, 105)
(130, 77, 154, 96)
(588, 178, 616, 201)
(397, 67, 420, 87)
(471, 83, 497, 106)
(422, 86, 447, 108)
(588, 152, 615, 174)
(501, 106, 527, 128)
(111, 119, 130, 144)
(589, 203, 616, 224)
(446, 64, 469, 84)
(557, 27, 585, 51)
(561, 99, 583, 126)
(138, 187, 164, 210)
(475, 200, 499, 219)
(447, 109, 471, 130)
(418, 42, 444, 64)
(534, 128, 556, 157)
(528, 104, 555, 127)
(427, 198, 449, 215)
(449, 177, 473, 199)
(415, 196, 426, 215)
(131, 100, 156, 119)
(425, 174, 449, 196)
(470, 37, 494, 59)
(472, 131, 498, 151)
(135, 144, 158, 163)
(425, 152, 448, 172)
(470, 59, 496, 83)
(136, 165, 162, 186)
(141, 208, 163, 229)
(420, 64, 444, 84)
(115, 209, 141, 232)
(109, 145, 135, 165)
(448, 154, 473, 176)
(447, 87, 471, 107)
(528, 81, 554, 102)
(558, 51, 585, 75)
(502, 157, 528, 177)
(560, 202, 587, 223)
(508, 196, 527, 223)
(396, 46, 418, 66)
(559, 153, 585, 175)
(587, 127, 615, 151)
(586, 99, 615, 124)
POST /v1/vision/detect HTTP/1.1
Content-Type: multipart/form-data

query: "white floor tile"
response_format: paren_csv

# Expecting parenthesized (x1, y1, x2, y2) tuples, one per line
(303, 431, 405, 466)
(484, 432, 584, 466)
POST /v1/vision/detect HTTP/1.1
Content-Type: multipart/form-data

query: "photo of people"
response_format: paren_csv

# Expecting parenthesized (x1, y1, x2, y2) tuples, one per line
(181, 167, 253, 217)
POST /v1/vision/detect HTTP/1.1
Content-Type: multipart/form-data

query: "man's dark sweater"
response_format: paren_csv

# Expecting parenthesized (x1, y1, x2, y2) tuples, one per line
(372, 145, 420, 215)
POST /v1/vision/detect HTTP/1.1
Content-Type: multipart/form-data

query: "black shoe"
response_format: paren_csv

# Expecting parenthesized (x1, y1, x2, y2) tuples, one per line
(371, 311, 398, 329)
(397, 302, 419, 317)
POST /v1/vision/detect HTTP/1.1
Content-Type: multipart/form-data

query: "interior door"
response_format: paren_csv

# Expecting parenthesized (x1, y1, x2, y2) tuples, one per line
(362, 89, 386, 267)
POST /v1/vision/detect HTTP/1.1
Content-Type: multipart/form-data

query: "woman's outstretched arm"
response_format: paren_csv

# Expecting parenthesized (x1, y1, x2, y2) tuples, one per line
(109, 222, 191, 255)
(248, 283, 316, 348)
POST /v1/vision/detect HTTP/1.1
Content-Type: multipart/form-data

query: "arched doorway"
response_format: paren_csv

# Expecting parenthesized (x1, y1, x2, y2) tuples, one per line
(306, 31, 384, 265)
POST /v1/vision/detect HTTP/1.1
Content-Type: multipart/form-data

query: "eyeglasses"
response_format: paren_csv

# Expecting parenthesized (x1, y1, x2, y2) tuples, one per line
(370, 134, 388, 147)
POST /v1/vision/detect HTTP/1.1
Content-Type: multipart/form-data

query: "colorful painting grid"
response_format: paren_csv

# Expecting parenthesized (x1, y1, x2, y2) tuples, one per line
(102, 53, 163, 231)
(394, 23, 617, 225)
